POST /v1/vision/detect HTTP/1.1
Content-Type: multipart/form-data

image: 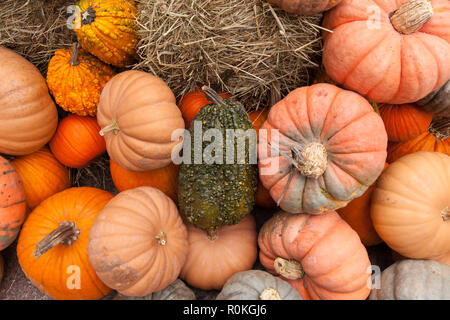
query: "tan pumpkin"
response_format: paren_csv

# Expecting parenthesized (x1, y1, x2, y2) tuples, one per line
(268, 0, 343, 15)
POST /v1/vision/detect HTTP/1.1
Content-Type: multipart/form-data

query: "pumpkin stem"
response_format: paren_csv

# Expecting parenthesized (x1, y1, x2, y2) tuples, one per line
(291, 142, 328, 179)
(390, 0, 433, 35)
(259, 287, 282, 300)
(69, 43, 80, 67)
(206, 228, 218, 241)
(155, 231, 167, 245)
(99, 120, 120, 136)
(442, 207, 450, 222)
(34, 222, 80, 259)
(202, 86, 227, 107)
(428, 117, 449, 140)
(274, 257, 304, 280)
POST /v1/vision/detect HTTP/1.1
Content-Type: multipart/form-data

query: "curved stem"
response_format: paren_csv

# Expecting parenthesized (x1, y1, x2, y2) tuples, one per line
(99, 120, 120, 136)
(428, 117, 449, 140)
(34, 222, 80, 259)
(69, 43, 80, 66)
(274, 257, 304, 280)
(202, 86, 227, 107)
(390, 0, 433, 35)
(259, 287, 282, 300)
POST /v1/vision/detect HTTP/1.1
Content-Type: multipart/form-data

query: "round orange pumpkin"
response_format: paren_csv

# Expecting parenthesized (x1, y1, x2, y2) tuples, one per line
(97, 70, 185, 172)
(89, 187, 188, 297)
(49, 115, 106, 168)
(268, 0, 343, 15)
(258, 210, 372, 300)
(17, 187, 113, 300)
(322, 0, 450, 104)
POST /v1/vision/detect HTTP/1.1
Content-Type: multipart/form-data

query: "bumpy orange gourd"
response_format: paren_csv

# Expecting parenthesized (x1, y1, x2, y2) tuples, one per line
(46, 44, 116, 116)
(89, 187, 188, 297)
(180, 214, 257, 290)
(258, 211, 372, 300)
(17, 187, 113, 300)
(11, 147, 71, 209)
(49, 115, 106, 168)
(0, 46, 58, 156)
(74, 0, 138, 67)
(322, 0, 450, 104)
(0, 156, 26, 251)
(268, 0, 343, 15)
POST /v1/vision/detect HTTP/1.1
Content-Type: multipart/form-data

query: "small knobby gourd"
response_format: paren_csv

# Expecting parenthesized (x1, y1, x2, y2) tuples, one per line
(267, 0, 343, 15)
(114, 279, 196, 300)
(0, 46, 58, 156)
(322, 0, 450, 104)
(49, 115, 106, 168)
(216, 270, 302, 300)
(416, 79, 450, 117)
(11, 147, 71, 209)
(97, 70, 185, 172)
(74, 0, 138, 67)
(0, 156, 26, 251)
(17, 187, 114, 300)
(88, 187, 189, 297)
(258, 83, 387, 214)
(46, 43, 116, 116)
(369, 260, 450, 300)
(180, 214, 258, 291)
(371, 152, 450, 263)
(258, 211, 372, 300)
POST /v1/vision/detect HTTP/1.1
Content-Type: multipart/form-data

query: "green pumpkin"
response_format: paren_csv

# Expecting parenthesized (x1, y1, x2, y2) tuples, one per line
(178, 87, 257, 235)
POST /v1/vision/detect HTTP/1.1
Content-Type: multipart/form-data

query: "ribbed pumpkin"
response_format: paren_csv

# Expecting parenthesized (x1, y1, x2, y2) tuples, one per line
(46, 43, 116, 116)
(268, 0, 343, 15)
(322, 0, 450, 104)
(258, 211, 372, 300)
(97, 70, 185, 172)
(110, 160, 179, 202)
(89, 187, 188, 297)
(49, 115, 106, 168)
(16, 187, 113, 300)
(11, 147, 71, 209)
(0, 46, 58, 156)
(74, 0, 138, 67)
(416, 79, 450, 117)
(258, 83, 387, 214)
(180, 214, 257, 291)
(0, 156, 26, 251)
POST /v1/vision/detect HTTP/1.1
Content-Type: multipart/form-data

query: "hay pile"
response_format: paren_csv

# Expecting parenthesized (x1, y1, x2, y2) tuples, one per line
(135, 0, 324, 110)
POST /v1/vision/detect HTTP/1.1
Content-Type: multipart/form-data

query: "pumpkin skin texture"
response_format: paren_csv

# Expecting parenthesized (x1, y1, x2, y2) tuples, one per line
(258, 83, 387, 214)
(16, 187, 113, 300)
(11, 147, 71, 209)
(217, 270, 302, 300)
(110, 160, 179, 202)
(0, 156, 26, 251)
(49, 115, 106, 168)
(114, 279, 196, 300)
(46, 44, 116, 117)
(0, 46, 58, 156)
(258, 211, 371, 300)
(88, 187, 188, 297)
(0, 253, 3, 285)
(97, 70, 185, 172)
(322, 0, 450, 104)
(180, 214, 257, 291)
(74, 0, 138, 67)
(369, 260, 450, 300)
(416, 79, 450, 117)
(268, 0, 343, 15)
(371, 152, 450, 262)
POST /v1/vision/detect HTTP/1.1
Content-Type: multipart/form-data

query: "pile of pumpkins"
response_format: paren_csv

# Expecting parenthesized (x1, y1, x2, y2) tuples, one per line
(0, 0, 449, 300)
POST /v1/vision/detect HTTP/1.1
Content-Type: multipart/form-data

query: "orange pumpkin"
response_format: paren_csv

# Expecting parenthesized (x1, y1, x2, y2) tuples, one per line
(258, 211, 372, 300)
(11, 147, 71, 209)
(110, 160, 179, 202)
(49, 115, 106, 168)
(0, 156, 26, 251)
(16, 187, 113, 300)
(180, 214, 257, 290)
(322, 0, 450, 104)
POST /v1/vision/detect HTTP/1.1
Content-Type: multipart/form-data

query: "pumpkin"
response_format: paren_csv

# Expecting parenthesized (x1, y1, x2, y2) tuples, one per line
(0, 253, 3, 285)
(74, 0, 138, 67)
(0, 156, 26, 251)
(114, 279, 196, 300)
(268, 0, 343, 15)
(180, 214, 257, 291)
(89, 187, 188, 297)
(110, 160, 179, 202)
(49, 115, 106, 168)
(178, 87, 258, 234)
(97, 70, 185, 172)
(46, 43, 116, 117)
(0, 46, 58, 156)
(258, 211, 372, 300)
(416, 79, 450, 117)
(11, 147, 71, 209)
(369, 260, 450, 300)
(379, 104, 432, 142)
(216, 270, 302, 300)
(371, 151, 450, 263)
(322, 0, 450, 104)
(16, 187, 113, 300)
(258, 83, 387, 214)
(337, 163, 388, 246)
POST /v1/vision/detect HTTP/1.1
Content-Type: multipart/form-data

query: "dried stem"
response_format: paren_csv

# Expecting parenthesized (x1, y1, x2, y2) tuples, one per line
(274, 257, 304, 280)
(69, 43, 80, 66)
(34, 222, 80, 259)
(390, 0, 433, 35)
